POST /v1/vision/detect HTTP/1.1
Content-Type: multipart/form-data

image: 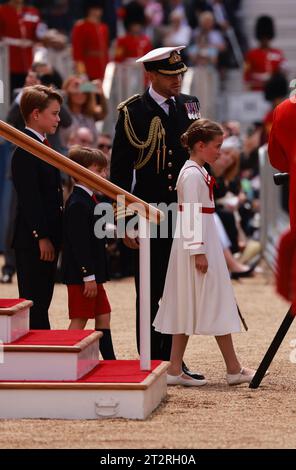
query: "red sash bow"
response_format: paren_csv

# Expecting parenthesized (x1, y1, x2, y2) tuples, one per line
(206, 174, 216, 201)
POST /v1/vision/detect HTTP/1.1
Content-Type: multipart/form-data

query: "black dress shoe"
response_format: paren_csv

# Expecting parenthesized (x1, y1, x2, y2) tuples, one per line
(230, 265, 255, 280)
(182, 362, 205, 380)
(230, 255, 261, 280)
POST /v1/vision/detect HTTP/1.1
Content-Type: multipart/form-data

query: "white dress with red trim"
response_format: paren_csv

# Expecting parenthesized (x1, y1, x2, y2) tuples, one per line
(153, 160, 241, 335)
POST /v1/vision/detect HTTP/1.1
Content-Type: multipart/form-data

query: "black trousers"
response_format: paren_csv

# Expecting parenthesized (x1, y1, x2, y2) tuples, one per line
(15, 248, 57, 329)
(134, 234, 173, 361)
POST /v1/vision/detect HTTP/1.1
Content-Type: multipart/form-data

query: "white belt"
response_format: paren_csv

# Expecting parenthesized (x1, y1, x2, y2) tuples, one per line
(3, 37, 33, 47)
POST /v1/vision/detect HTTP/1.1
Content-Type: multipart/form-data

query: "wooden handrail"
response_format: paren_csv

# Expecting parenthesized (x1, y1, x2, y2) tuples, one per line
(0, 120, 164, 224)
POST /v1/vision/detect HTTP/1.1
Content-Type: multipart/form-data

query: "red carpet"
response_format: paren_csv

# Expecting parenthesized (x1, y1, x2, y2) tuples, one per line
(0, 360, 162, 383)
(78, 360, 162, 383)
(8, 330, 95, 346)
(0, 298, 27, 308)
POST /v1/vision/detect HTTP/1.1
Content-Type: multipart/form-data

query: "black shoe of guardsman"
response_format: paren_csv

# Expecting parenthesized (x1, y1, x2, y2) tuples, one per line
(182, 362, 205, 381)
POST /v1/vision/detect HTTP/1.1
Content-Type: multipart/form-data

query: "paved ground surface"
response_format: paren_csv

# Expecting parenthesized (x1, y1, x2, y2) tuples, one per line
(0, 257, 295, 449)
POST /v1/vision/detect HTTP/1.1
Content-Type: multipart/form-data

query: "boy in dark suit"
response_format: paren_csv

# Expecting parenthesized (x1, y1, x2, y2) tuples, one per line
(62, 146, 116, 360)
(11, 84, 63, 329)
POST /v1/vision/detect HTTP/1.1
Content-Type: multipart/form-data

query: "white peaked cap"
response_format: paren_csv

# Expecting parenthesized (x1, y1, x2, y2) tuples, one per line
(136, 46, 186, 63)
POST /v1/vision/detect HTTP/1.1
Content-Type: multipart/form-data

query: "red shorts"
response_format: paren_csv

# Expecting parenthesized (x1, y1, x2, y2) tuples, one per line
(67, 284, 111, 319)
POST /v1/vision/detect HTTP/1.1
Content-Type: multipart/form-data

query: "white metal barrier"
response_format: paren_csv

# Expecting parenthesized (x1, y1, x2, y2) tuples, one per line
(0, 41, 9, 121)
(223, 91, 270, 123)
(102, 61, 145, 136)
(181, 65, 219, 120)
(259, 144, 289, 269)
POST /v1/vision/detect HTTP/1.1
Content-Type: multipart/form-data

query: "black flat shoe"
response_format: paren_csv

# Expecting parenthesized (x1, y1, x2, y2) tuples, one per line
(230, 255, 262, 280)
(182, 361, 205, 381)
(230, 265, 255, 280)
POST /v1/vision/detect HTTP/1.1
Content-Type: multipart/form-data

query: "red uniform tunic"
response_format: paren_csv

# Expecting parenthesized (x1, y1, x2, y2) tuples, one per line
(268, 98, 296, 311)
(114, 33, 152, 63)
(244, 47, 285, 91)
(72, 19, 109, 80)
(0, 4, 40, 74)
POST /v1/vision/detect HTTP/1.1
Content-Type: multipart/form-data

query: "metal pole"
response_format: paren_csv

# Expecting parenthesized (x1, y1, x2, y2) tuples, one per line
(139, 215, 151, 370)
(249, 307, 295, 389)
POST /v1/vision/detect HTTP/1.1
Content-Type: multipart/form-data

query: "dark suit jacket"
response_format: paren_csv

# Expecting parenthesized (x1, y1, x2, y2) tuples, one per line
(110, 90, 200, 206)
(11, 129, 63, 251)
(62, 186, 109, 284)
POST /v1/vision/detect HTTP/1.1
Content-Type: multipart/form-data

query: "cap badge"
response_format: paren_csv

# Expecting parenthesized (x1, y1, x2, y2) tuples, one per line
(169, 50, 181, 64)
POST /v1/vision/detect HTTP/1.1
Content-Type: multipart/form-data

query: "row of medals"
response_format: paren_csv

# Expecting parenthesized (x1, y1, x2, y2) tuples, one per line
(185, 102, 201, 120)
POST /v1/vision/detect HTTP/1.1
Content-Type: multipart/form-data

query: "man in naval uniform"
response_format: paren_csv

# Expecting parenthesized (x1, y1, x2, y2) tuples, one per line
(111, 46, 205, 381)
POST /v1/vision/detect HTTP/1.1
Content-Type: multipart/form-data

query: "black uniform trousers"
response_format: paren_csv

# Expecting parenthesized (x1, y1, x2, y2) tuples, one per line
(15, 248, 57, 329)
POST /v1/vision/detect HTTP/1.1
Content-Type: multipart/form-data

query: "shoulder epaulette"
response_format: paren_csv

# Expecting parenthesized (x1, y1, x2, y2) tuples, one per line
(117, 94, 140, 111)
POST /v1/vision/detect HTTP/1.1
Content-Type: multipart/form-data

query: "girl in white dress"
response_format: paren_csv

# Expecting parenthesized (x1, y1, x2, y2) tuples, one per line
(153, 119, 256, 386)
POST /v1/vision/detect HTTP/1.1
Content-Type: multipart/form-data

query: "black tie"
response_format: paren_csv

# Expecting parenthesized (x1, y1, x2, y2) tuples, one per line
(165, 98, 177, 119)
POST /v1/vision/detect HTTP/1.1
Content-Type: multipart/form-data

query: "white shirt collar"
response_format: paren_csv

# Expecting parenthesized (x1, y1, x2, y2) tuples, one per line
(25, 127, 46, 142)
(149, 85, 176, 107)
(74, 183, 93, 197)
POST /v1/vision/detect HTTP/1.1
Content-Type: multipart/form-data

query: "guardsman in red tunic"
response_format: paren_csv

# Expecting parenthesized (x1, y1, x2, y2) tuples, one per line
(0, 0, 43, 95)
(72, 0, 109, 80)
(244, 16, 286, 91)
(268, 98, 296, 312)
(114, 18, 152, 63)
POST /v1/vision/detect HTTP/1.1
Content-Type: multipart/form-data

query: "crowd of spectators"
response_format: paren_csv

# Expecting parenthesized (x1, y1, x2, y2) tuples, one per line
(0, 0, 290, 283)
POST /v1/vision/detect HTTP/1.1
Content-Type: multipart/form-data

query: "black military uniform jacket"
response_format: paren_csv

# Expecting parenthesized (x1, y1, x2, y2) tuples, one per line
(111, 89, 200, 206)
(62, 186, 109, 285)
(11, 129, 63, 250)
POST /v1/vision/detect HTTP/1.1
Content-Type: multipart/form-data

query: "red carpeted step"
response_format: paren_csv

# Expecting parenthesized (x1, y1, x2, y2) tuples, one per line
(0, 330, 102, 381)
(7, 329, 96, 347)
(78, 360, 162, 383)
(0, 360, 162, 384)
(0, 298, 27, 308)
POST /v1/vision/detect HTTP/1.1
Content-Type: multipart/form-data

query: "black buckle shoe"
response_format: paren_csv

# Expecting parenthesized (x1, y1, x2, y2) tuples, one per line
(182, 362, 205, 381)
